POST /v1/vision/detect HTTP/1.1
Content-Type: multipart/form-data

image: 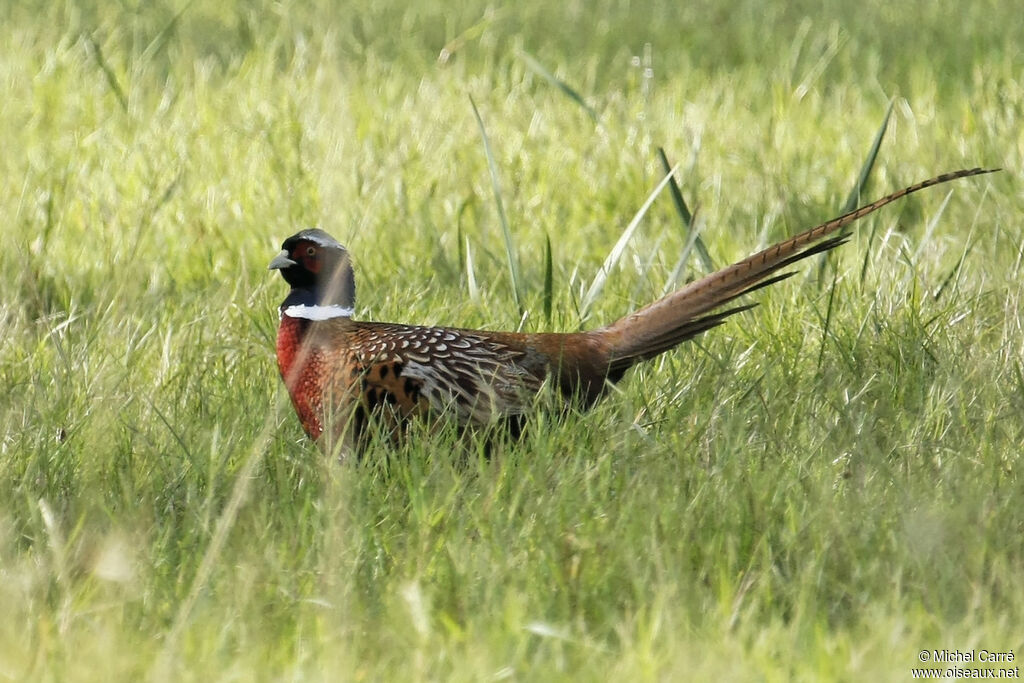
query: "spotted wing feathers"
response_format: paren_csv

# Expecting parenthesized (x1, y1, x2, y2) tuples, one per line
(327, 323, 543, 427)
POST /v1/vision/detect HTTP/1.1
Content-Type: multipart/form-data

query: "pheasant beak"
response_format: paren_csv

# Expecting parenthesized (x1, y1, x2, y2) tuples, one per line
(268, 250, 297, 270)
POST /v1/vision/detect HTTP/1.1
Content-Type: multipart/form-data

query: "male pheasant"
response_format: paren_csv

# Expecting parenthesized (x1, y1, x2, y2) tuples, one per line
(271, 168, 995, 453)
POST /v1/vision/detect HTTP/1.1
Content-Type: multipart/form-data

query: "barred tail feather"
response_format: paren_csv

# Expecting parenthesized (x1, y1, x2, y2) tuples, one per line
(600, 167, 997, 373)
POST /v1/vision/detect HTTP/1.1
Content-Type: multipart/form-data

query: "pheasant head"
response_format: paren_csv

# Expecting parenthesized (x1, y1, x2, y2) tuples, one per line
(269, 228, 356, 319)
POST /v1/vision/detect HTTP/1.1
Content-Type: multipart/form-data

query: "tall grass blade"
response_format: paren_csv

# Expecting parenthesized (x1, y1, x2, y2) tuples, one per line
(858, 220, 881, 286)
(139, 0, 193, 64)
(823, 99, 894, 284)
(465, 237, 479, 301)
(581, 164, 680, 319)
(657, 146, 713, 271)
(85, 34, 129, 113)
(543, 232, 553, 324)
(913, 189, 953, 263)
(934, 228, 977, 302)
(437, 9, 507, 64)
(935, 184, 993, 301)
(662, 208, 705, 296)
(842, 99, 894, 213)
(518, 50, 598, 122)
(656, 148, 693, 226)
(816, 269, 840, 371)
(456, 211, 465, 283)
(469, 95, 523, 314)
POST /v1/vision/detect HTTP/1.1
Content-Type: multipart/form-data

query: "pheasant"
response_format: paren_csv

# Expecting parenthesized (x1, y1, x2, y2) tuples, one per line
(270, 167, 995, 453)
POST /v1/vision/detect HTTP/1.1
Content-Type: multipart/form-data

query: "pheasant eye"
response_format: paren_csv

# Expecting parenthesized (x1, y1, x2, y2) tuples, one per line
(306, 246, 317, 257)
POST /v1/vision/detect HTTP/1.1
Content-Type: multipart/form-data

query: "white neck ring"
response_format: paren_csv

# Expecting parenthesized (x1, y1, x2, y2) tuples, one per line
(282, 304, 354, 320)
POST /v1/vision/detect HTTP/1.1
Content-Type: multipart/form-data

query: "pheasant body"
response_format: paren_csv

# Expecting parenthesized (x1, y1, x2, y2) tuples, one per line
(277, 310, 615, 443)
(270, 168, 995, 452)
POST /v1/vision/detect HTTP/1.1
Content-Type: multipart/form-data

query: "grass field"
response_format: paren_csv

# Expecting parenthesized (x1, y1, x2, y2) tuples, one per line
(1, 0, 1022, 680)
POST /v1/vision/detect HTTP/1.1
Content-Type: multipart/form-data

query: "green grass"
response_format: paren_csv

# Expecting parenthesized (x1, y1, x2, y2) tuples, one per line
(1, 0, 1022, 680)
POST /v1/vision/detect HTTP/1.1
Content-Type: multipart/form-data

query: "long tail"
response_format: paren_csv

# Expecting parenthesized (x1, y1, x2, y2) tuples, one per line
(598, 167, 998, 377)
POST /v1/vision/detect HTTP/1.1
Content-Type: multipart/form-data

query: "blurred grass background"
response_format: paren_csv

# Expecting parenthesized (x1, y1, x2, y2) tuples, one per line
(0, 0, 1021, 680)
